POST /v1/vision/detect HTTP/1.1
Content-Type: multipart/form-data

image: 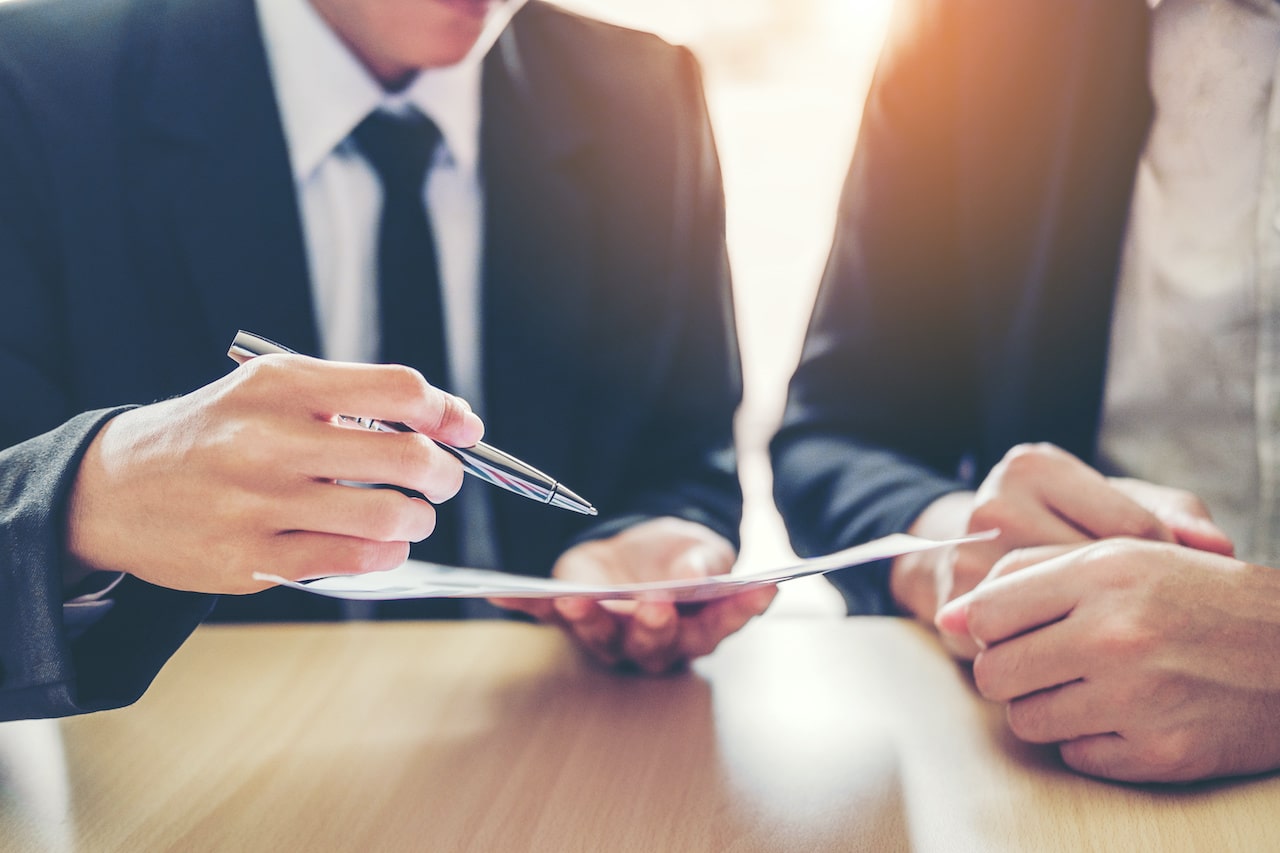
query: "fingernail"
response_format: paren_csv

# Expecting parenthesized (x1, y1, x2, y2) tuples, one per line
(934, 600, 967, 636)
(753, 586, 777, 611)
(463, 411, 484, 438)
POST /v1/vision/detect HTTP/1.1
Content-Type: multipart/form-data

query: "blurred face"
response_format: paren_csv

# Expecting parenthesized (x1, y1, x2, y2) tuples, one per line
(308, 0, 501, 87)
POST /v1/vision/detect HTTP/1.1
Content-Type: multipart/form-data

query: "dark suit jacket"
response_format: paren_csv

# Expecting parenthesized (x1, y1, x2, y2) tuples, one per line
(0, 0, 741, 718)
(771, 0, 1155, 613)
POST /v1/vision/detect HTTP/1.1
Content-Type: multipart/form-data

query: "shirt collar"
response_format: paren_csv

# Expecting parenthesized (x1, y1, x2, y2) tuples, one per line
(256, 0, 527, 182)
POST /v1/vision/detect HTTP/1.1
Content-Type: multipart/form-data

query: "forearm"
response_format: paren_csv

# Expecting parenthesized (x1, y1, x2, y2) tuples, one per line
(0, 408, 213, 720)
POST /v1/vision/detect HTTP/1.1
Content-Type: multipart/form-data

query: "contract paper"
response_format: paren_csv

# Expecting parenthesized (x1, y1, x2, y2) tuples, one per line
(252, 531, 993, 604)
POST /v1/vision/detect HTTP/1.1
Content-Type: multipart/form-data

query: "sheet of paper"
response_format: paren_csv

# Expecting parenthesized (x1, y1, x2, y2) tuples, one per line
(252, 531, 994, 604)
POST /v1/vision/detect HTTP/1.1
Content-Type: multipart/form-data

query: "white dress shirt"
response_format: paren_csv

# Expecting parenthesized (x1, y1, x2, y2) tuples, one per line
(1098, 0, 1280, 564)
(255, 0, 516, 399)
(254, 0, 526, 571)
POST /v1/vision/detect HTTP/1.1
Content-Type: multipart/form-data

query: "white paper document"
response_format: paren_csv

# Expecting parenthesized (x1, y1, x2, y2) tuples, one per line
(252, 532, 993, 605)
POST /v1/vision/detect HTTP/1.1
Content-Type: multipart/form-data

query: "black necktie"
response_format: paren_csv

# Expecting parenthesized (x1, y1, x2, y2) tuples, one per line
(352, 109, 460, 578)
(352, 109, 450, 387)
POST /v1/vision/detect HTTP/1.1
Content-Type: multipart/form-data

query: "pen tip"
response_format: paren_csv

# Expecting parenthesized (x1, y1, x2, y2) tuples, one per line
(550, 484, 596, 516)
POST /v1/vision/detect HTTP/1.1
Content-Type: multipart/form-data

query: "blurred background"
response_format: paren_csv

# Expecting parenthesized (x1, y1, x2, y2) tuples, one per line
(552, 0, 896, 614)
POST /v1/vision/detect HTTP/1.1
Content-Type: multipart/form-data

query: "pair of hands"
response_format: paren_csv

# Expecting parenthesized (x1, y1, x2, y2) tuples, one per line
(67, 354, 769, 671)
(495, 518, 775, 674)
(897, 443, 1280, 782)
(891, 442, 1234, 641)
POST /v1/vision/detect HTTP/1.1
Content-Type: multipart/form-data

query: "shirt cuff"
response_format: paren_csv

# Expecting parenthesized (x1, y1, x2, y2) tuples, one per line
(63, 572, 125, 641)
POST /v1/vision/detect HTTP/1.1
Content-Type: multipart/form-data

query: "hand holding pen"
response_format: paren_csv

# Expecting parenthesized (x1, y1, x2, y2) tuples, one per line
(65, 337, 489, 593)
(228, 331, 595, 516)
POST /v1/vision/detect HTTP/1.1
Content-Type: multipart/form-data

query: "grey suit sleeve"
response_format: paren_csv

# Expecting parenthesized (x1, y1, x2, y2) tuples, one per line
(0, 410, 215, 721)
(0, 55, 214, 719)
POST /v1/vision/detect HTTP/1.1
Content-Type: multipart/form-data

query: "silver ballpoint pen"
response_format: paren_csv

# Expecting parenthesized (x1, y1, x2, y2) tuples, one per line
(228, 330, 597, 516)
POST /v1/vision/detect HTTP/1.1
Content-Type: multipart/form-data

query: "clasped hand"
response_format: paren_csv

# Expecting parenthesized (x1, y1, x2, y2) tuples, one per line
(898, 442, 1280, 783)
(892, 442, 1233, 658)
(937, 541, 1280, 782)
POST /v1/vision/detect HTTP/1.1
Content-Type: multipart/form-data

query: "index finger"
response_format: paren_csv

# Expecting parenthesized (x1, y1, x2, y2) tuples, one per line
(984, 544, 1085, 583)
(1036, 459, 1174, 543)
(936, 551, 1083, 649)
(242, 356, 484, 447)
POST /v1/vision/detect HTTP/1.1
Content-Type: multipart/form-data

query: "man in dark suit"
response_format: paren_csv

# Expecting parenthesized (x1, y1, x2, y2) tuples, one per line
(0, 0, 773, 721)
(772, 0, 1280, 782)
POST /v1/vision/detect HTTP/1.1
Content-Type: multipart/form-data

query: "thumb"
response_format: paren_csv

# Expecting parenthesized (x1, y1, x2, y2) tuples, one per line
(670, 543, 729, 581)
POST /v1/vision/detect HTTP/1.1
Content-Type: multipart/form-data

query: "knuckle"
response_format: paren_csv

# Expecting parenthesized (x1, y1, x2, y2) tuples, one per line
(236, 352, 274, 383)
(406, 440, 464, 500)
(363, 493, 409, 542)
(406, 439, 463, 503)
(389, 366, 449, 430)
(1174, 490, 1210, 518)
(1114, 513, 1166, 542)
(1059, 741, 1110, 779)
(1097, 616, 1156, 660)
(435, 394, 470, 433)
(353, 541, 410, 575)
(1001, 442, 1055, 474)
(970, 649, 1002, 699)
(380, 364, 437, 418)
(394, 433, 433, 483)
(969, 494, 1018, 530)
(238, 353, 300, 395)
(1005, 699, 1044, 742)
(1075, 539, 1136, 580)
(1133, 731, 1198, 779)
(387, 363, 430, 398)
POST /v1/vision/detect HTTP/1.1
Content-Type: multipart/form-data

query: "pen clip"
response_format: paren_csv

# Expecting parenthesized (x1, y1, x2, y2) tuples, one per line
(228, 330, 296, 364)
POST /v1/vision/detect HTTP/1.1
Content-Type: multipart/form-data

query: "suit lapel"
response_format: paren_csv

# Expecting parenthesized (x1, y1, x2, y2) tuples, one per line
(127, 0, 318, 360)
(480, 15, 596, 566)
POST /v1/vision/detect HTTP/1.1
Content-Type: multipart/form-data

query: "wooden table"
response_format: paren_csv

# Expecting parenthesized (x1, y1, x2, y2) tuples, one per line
(2, 618, 1277, 852)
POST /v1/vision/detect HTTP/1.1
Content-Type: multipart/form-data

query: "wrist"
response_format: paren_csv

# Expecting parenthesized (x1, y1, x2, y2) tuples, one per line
(64, 413, 122, 581)
(890, 549, 937, 618)
(889, 490, 975, 618)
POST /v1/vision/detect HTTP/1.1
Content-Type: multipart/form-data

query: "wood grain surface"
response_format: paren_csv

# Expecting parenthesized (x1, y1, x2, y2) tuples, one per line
(2, 618, 1276, 852)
